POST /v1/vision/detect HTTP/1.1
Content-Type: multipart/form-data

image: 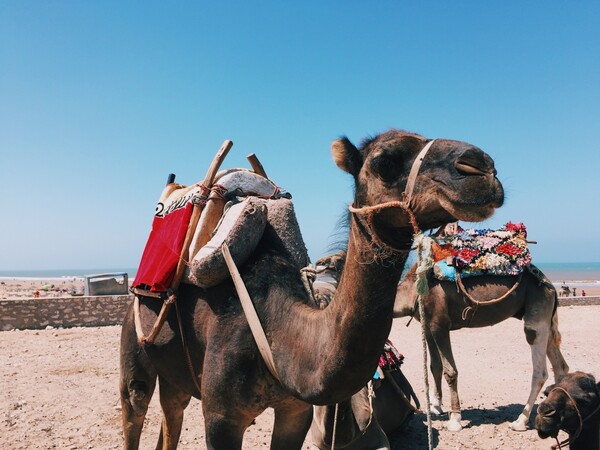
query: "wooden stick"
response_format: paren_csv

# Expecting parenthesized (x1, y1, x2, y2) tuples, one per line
(246, 153, 268, 178)
(142, 140, 233, 345)
(171, 139, 233, 291)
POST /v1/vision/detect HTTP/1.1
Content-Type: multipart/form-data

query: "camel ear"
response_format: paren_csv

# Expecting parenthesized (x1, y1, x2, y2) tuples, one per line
(332, 137, 362, 176)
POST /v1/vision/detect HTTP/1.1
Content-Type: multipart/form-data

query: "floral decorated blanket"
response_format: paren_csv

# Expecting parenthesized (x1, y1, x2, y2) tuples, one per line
(432, 222, 531, 281)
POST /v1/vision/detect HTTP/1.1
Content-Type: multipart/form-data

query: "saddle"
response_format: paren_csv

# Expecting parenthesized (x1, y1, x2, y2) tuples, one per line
(432, 222, 532, 281)
(133, 168, 310, 294)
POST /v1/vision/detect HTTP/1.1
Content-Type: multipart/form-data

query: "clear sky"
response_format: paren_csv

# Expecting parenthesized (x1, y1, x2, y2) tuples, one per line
(1, 1, 598, 271)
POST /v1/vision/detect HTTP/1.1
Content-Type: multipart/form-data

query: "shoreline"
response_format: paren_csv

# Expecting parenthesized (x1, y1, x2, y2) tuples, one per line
(2, 277, 600, 299)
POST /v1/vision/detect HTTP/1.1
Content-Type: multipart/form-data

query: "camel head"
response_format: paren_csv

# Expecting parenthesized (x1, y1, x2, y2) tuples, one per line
(535, 371, 600, 440)
(332, 129, 504, 250)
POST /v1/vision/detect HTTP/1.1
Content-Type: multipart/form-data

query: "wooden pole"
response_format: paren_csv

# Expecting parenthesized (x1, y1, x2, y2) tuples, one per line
(141, 140, 233, 345)
(246, 153, 268, 178)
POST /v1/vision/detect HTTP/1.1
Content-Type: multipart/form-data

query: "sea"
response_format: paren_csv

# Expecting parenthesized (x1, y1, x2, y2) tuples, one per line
(0, 268, 138, 281)
(0, 263, 598, 286)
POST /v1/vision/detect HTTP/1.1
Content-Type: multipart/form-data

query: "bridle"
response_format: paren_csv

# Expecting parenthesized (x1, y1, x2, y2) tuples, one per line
(348, 139, 436, 250)
(549, 385, 600, 449)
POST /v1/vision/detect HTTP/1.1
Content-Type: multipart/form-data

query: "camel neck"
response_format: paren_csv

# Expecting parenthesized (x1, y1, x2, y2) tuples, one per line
(268, 215, 410, 404)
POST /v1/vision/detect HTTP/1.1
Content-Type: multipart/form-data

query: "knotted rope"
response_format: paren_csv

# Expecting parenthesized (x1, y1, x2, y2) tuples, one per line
(413, 232, 435, 450)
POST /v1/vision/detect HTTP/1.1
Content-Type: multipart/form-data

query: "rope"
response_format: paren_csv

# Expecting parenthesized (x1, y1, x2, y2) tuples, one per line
(300, 265, 317, 306)
(458, 271, 522, 322)
(331, 402, 339, 450)
(413, 232, 435, 450)
(329, 380, 376, 449)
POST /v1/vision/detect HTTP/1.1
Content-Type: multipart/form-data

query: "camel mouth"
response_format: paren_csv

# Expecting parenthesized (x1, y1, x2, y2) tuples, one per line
(536, 427, 559, 440)
(437, 194, 502, 223)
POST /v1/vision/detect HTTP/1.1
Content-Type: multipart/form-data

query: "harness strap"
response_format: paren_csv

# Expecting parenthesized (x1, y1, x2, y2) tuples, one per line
(458, 272, 523, 322)
(348, 139, 438, 252)
(222, 243, 280, 380)
(550, 385, 600, 449)
(404, 139, 436, 207)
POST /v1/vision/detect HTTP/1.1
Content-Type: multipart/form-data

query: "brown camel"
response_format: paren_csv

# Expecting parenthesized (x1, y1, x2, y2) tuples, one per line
(535, 371, 600, 450)
(394, 263, 570, 432)
(119, 129, 504, 449)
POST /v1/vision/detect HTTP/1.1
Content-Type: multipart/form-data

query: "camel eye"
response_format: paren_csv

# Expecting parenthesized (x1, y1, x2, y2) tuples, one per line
(543, 407, 556, 417)
(370, 155, 402, 182)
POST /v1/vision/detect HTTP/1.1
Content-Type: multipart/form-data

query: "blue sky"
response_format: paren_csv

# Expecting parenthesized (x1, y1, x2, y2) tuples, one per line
(1, 1, 598, 270)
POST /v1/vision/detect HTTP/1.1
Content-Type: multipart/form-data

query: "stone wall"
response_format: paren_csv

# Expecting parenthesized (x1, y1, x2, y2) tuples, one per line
(1, 294, 598, 331)
(557, 295, 600, 307)
(0, 295, 133, 331)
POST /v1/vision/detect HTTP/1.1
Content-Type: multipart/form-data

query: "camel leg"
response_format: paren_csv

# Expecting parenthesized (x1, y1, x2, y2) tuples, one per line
(425, 330, 445, 415)
(201, 384, 255, 450)
(430, 327, 462, 432)
(546, 311, 569, 382)
(510, 322, 550, 431)
(270, 401, 313, 450)
(155, 375, 192, 450)
(202, 408, 250, 450)
(120, 340, 158, 449)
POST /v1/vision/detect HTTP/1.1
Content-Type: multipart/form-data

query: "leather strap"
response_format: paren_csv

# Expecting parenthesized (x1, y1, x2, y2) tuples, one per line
(221, 243, 280, 380)
(404, 139, 436, 207)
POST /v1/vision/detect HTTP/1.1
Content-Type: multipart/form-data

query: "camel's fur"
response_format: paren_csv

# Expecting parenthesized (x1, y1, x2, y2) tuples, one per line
(535, 371, 600, 450)
(120, 129, 504, 449)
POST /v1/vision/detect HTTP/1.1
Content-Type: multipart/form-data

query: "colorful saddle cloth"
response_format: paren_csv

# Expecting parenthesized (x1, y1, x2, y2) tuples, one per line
(432, 222, 532, 281)
(373, 339, 405, 379)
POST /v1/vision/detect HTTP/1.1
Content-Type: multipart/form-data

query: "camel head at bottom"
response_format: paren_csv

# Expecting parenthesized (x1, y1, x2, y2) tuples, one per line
(535, 371, 600, 450)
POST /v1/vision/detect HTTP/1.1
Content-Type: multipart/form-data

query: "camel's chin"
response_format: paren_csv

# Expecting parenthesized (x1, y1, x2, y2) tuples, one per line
(535, 419, 561, 440)
(440, 198, 499, 223)
(536, 428, 559, 440)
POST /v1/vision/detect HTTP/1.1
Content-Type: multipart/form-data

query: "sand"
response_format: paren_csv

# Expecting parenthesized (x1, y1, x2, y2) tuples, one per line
(0, 278, 85, 299)
(1, 302, 599, 449)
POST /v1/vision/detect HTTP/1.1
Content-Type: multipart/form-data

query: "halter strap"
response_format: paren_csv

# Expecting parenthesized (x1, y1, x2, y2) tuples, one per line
(404, 139, 436, 207)
(348, 139, 437, 245)
(551, 386, 584, 443)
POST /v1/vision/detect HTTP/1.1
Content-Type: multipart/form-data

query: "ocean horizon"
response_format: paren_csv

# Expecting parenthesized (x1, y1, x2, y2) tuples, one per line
(0, 268, 138, 280)
(0, 262, 599, 283)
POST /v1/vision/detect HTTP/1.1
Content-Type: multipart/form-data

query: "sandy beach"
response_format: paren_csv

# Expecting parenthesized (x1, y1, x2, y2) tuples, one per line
(0, 277, 86, 299)
(0, 283, 599, 448)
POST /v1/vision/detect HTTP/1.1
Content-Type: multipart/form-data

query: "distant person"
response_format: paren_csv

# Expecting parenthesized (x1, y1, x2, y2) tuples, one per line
(572, 288, 577, 296)
(582, 290, 586, 297)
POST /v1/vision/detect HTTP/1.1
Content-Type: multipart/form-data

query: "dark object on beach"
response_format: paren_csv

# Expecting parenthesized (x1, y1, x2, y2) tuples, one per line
(84, 273, 128, 296)
(535, 371, 600, 449)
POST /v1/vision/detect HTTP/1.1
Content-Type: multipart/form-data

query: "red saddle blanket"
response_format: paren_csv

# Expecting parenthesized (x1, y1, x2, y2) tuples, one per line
(133, 185, 198, 293)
